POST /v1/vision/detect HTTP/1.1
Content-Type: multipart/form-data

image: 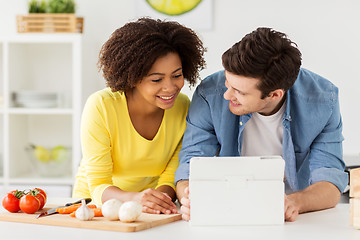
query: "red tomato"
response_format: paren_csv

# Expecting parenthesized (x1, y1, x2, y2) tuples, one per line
(10, 190, 25, 199)
(33, 188, 47, 202)
(19, 195, 40, 214)
(2, 193, 21, 213)
(35, 192, 46, 210)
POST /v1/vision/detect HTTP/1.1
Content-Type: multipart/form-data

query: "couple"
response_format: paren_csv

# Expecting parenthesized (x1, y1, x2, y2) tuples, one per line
(72, 17, 348, 222)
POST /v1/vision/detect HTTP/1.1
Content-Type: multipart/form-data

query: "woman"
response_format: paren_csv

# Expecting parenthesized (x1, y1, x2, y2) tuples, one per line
(72, 17, 206, 215)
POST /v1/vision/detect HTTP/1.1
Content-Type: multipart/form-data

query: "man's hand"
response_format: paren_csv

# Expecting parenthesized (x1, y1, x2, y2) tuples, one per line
(284, 181, 341, 222)
(176, 180, 190, 221)
(284, 195, 300, 222)
(180, 187, 190, 221)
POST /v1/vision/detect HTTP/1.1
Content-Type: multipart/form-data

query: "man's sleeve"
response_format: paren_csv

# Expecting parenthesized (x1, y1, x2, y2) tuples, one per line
(175, 85, 220, 183)
(308, 87, 348, 192)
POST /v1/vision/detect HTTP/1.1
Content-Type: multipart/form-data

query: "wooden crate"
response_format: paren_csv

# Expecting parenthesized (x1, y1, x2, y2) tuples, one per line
(17, 14, 83, 33)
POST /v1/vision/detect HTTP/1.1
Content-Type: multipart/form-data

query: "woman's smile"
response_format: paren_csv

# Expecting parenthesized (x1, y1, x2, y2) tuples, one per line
(158, 93, 177, 103)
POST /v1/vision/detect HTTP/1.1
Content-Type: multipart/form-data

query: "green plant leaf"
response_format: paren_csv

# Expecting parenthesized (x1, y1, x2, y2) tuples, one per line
(49, 0, 76, 13)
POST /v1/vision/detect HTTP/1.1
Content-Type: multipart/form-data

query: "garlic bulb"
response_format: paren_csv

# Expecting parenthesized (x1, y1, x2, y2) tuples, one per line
(102, 199, 123, 220)
(119, 201, 142, 223)
(75, 199, 94, 221)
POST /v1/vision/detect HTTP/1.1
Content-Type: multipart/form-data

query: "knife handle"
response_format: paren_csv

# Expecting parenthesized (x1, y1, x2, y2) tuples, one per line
(65, 198, 92, 206)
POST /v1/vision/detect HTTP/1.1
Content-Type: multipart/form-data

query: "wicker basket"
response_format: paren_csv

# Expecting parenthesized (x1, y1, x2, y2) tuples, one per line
(17, 14, 83, 33)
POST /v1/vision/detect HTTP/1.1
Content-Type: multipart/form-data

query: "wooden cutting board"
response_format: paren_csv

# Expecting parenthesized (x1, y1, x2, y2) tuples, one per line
(0, 205, 182, 232)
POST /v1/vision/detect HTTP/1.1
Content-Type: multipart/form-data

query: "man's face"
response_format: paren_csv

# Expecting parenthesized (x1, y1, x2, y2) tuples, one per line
(223, 71, 275, 116)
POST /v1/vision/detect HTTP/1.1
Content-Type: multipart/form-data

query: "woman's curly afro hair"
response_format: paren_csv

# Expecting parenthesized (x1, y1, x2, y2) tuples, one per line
(98, 17, 206, 92)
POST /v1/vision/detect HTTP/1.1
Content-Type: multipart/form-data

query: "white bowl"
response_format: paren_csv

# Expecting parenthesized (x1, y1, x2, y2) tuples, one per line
(15, 99, 58, 108)
(13, 91, 59, 108)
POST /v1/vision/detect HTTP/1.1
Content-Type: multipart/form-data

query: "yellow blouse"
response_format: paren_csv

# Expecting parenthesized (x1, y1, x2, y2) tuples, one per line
(72, 88, 190, 205)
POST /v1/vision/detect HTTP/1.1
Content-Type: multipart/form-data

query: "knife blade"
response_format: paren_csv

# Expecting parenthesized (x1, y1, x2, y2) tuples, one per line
(36, 198, 92, 218)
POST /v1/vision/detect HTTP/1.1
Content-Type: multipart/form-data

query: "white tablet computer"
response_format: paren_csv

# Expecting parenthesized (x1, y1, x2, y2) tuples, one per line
(189, 156, 285, 226)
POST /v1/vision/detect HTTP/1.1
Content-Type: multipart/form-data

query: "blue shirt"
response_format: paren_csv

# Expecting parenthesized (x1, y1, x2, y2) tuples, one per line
(175, 68, 348, 193)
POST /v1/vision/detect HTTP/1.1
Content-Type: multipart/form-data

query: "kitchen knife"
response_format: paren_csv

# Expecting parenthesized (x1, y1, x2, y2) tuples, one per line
(36, 198, 92, 218)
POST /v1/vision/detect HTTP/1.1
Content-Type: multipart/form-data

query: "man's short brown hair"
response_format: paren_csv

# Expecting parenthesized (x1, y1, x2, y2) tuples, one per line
(222, 27, 302, 98)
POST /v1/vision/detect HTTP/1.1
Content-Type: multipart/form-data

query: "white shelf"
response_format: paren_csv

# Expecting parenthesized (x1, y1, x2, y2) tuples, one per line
(3, 33, 82, 43)
(8, 177, 73, 185)
(8, 108, 73, 115)
(0, 35, 82, 197)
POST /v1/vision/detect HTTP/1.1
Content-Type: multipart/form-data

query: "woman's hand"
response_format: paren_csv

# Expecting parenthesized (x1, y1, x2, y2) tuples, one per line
(135, 188, 177, 214)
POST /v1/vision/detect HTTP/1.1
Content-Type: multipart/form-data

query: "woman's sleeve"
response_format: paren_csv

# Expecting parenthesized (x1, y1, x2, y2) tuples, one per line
(80, 94, 114, 205)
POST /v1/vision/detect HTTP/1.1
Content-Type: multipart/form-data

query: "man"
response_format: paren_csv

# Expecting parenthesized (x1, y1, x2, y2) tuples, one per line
(175, 27, 348, 222)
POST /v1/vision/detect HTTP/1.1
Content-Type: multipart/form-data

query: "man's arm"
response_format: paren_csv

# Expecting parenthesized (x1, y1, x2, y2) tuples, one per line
(175, 79, 220, 185)
(174, 86, 219, 221)
(174, 72, 226, 221)
(306, 85, 348, 193)
(284, 181, 341, 221)
(285, 82, 347, 222)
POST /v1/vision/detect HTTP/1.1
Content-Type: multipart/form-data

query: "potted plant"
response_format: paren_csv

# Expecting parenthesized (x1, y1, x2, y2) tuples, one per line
(48, 0, 76, 13)
(28, 0, 47, 13)
(18, 0, 82, 33)
(28, 0, 76, 14)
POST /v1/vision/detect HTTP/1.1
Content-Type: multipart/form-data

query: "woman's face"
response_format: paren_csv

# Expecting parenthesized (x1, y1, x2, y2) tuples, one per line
(132, 52, 184, 111)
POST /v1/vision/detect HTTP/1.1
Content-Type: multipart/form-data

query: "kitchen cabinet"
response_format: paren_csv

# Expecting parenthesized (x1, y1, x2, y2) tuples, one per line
(0, 34, 82, 197)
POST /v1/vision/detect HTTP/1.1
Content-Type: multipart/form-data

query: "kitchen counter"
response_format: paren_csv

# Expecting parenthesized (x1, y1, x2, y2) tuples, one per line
(0, 199, 359, 240)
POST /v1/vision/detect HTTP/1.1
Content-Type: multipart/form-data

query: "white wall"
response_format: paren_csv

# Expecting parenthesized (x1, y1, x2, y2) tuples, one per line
(1, 0, 359, 157)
